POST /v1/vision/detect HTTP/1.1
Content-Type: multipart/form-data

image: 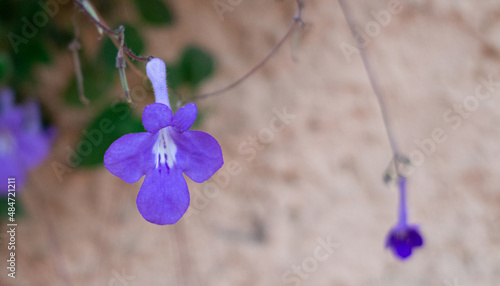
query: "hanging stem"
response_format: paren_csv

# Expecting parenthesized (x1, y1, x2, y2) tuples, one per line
(116, 26, 131, 102)
(194, 0, 305, 100)
(69, 17, 89, 105)
(338, 1, 411, 225)
(75, 0, 306, 103)
(338, 0, 401, 165)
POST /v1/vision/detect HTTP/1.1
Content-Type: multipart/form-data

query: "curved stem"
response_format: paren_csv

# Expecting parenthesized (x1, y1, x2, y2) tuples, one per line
(124, 45, 152, 62)
(73, 0, 152, 63)
(194, 0, 305, 100)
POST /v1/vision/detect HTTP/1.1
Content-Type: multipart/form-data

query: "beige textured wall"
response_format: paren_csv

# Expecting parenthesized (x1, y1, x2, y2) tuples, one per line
(2, 0, 500, 285)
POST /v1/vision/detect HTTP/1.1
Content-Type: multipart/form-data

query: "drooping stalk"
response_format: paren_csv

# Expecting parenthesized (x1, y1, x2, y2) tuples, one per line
(338, 0, 400, 160)
(398, 176, 408, 226)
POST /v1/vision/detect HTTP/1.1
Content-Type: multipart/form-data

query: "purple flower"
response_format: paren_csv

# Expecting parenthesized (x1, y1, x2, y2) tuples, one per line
(385, 176, 424, 260)
(0, 88, 53, 194)
(104, 58, 223, 225)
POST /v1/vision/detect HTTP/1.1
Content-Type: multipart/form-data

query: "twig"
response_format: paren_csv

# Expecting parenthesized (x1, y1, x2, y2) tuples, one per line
(73, 0, 150, 83)
(115, 26, 131, 102)
(124, 45, 153, 62)
(69, 41, 88, 105)
(74, 0, 117, 35)
(74, 0, 152, 62)
(194, 0, 305, 100)
(69, 17, 89, 105)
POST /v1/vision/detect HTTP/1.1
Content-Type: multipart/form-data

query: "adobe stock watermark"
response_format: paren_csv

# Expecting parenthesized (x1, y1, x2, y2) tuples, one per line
(282, 234, 340, 285)
(183, 106, 296, 223)
(108, 268, 135, 286)
(213, 0, 243, 21)
(8, 0, 71, 53)
(398, 73, 500, 176)
(339, 0, 404, 63)
(51, 83, 151, 183)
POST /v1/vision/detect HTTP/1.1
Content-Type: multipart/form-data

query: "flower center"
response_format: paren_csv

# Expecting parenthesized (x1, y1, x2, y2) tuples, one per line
(152, 127, 177, 170)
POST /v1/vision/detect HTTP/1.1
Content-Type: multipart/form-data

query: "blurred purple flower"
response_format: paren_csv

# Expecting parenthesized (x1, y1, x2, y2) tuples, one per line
(385, 176, 424, 260)
(0, 88, 53, 194)
(104, 58, 223, 225)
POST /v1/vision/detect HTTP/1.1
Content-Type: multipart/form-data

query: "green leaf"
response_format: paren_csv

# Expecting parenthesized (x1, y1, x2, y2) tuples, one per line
(179, 45, 215, 87)
(123, 24, 146, 56)
(76, 103, 145, 167)
(133, 0, 174, 26)
(166, 63, 184, 90)
(0, 53, 13, 82)
(12, 38, 51, 81)
(63, 61, 115, 106)
(97, 37, 118, 73)
(47, 24, 74, 50)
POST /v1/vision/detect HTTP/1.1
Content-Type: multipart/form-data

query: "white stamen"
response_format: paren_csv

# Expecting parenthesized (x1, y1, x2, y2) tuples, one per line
(152, 127, 177, 169)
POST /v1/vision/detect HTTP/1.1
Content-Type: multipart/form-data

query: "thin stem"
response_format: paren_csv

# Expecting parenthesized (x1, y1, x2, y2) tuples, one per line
(194, 0, 305, 100)
(124, 45, 152, 62)
(69, 16, 89, 104)
(69, 40, 88, 105)
(338, 0, 400, 160)
(398, 176, 408, 225)
(115, 27, 131, 101)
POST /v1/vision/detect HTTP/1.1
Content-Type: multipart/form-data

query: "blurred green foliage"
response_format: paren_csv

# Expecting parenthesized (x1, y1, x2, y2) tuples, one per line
(76, 103, 145, 167)
(167, 45, 216, 90)
(133, 0, 175, 26)
(0, 0, 73, 89)
(0, 52, 13, 83)
(63, 60, 115, 106)
(123, 24, 146, 56)
(0, 0, 216, 169)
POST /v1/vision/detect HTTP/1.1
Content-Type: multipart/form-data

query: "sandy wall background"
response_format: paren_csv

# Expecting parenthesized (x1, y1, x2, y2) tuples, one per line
(1, 0, 500, 285)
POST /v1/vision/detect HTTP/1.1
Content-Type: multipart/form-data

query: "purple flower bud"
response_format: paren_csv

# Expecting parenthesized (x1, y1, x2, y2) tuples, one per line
(385, 176, 424, 259)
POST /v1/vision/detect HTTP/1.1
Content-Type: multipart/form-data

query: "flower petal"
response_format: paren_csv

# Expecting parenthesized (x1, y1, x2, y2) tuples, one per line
(104, 132, 156, 183)
(146, 58, 170, 106)
(406, 228, 424, 247)
(393, 242, 412, 259)
(0, 152, 26, 194)
(385, 225, 424, 260)
(0, 88, 15, 114)
(142, 103, 173, 133)
(171, 130, 223, 183)
(0, 91, 22, 129)
(173, 103, 197, 132)
(22, 101, 43, 132)
(136, 166, 190, 225)
(17, 130, 52, 170)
